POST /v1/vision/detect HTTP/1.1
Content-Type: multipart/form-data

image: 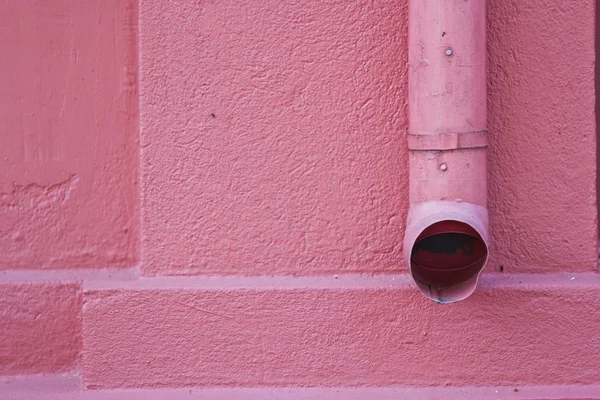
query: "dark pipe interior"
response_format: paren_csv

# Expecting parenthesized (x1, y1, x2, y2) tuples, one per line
(411, 221, 487, 289)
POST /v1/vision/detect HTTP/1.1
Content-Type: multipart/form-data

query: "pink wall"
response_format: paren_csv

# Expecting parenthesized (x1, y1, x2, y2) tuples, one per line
(1, 0, 600, 393)
(1, 1, 594, 275)
(140, 0, 596, 277)
(0, 281, 81, 375)
(597, 0, 600, 237)
(139, 0, 408, 276)
(83, 274, 600, 389)
(487, 1, 597, 273)
(0, 0, 139, 270)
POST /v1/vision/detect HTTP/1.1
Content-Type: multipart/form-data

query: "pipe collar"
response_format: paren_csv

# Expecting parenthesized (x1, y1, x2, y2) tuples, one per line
(404, 201, 489, 303)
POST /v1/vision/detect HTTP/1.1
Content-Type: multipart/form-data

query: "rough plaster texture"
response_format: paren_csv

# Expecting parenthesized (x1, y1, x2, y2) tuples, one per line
(0, 0, 139, 270)
(0, 281, 82, 375)
(486, 0, 597, 272)
(1, 0, 599, 392)
(83, 274, 600, 388)
(597, 2, 600, 239)
(140, 0, 597, 276)
(139, 0, 409, 276)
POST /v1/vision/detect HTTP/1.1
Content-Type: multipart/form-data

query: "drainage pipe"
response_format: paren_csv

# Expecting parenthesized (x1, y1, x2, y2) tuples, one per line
(405, 0, 488, 303)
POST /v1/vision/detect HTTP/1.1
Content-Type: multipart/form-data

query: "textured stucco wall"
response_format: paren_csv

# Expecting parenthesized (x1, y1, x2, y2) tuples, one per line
(487, 0, 597, 273)
(1, 1, 594, 274)
(0, 281, 82, 375)
(0, 0, 139, 270)
(140, 0, 596, 276)
(0, 0, 138, 375)
(140, 0, 409, 276)
(83, 275, 600, 389)
(0, 0, 598, 386)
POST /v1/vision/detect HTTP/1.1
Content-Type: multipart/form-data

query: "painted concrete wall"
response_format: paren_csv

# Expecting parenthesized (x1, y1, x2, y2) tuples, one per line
(1, 0, 599, 391)
(0, 0, 137, 375)
(1, 2, 595, 275)
(140, 0, 596, 277)
(0, 0, 139, 271)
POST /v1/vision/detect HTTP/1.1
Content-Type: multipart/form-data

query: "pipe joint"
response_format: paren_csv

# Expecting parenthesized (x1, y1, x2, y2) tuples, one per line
(408, 130, 488, 151)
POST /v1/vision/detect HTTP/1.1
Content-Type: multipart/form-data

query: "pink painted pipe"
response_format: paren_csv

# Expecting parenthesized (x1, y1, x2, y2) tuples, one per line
(405, 0, 488, 303)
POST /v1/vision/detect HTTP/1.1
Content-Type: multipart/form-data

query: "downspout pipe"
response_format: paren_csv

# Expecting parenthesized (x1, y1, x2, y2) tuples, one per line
(405, 0, 488, 303)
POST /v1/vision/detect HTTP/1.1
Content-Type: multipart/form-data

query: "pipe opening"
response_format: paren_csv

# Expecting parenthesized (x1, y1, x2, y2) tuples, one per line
(410, 220, 488, 291)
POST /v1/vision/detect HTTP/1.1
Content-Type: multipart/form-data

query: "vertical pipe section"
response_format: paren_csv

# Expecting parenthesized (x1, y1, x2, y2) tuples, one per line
(405, 1, 488, 303)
